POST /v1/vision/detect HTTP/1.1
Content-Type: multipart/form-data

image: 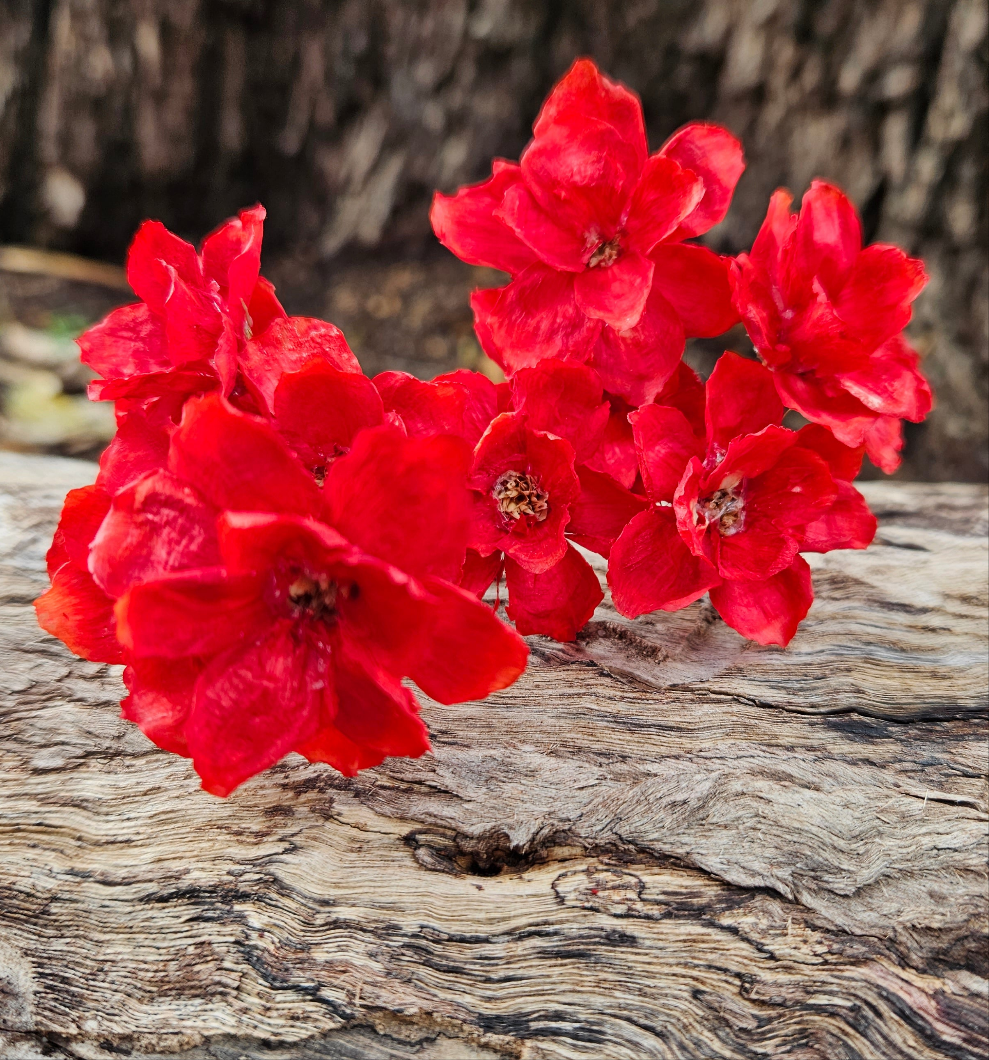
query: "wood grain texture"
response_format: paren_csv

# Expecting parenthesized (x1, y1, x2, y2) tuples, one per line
(0, 452, 986, 1060)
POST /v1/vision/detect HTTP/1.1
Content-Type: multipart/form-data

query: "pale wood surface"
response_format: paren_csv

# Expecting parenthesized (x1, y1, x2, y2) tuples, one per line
(0, 451, 986, 1060)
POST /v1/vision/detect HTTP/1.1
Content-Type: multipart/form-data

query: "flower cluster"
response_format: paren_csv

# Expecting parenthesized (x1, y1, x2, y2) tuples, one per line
(37, 59, 931, 793)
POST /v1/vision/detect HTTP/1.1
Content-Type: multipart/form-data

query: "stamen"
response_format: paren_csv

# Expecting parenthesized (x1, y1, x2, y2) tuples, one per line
(588, 238, 621, 268)
(695, 486, 745, 536)
(288, 573, 340, 621)
(492, 470, 550, 523)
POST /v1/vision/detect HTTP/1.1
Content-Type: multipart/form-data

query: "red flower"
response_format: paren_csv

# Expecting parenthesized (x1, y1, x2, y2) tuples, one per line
(730, 181, 932, 472)
(374, 368, 503, 446)
(40, 395, 528, 795)
(431, 58, 743, 403)
(608, 352, 876, 645)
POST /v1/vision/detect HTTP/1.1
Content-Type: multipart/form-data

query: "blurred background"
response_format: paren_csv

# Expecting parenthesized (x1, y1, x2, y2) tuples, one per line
(0, 0, 985, 480)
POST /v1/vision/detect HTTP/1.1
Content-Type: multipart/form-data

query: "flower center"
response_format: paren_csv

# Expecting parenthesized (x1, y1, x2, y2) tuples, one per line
(493, 470, 549, 523)
(288, 573, 340, 620)
(696, 487, 744, 536)
(588, 237, 622, 268)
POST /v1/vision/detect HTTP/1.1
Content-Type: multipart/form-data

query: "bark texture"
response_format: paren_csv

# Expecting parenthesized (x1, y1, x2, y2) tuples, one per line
(0, 451, 987, 1059)
(0, 0, 986, 481)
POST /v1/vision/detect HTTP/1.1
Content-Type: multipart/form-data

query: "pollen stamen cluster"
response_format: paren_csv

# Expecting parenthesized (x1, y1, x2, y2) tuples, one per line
(288, 573, 339, 620)
(696, 487, 744, 536)
(588, 237, 621, 268)
(493, 470, 550, 523)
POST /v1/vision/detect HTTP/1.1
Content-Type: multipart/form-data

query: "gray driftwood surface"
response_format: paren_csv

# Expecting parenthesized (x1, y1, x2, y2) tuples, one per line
(0, 450, 986, 1060)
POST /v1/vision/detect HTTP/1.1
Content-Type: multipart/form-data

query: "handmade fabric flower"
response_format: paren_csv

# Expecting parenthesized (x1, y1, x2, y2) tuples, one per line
(608, 352, 876, 645)
(432, 58, 743, 403)
(39, 395, 528, 795)
(730, 181, 932, 472)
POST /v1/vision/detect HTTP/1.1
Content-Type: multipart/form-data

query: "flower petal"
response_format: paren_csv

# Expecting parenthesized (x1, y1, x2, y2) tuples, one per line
(89, 470, 221, 599)
(709, 556, 813, 646)
(48, 484, 111, 573)
(200, 205, 265, 331)
(650, 243, 739, 337)
(126, 220, 203, 316)
(787, 180, 862, 300)
(35, 563, 123, 664)
(533, 59, 647, 167)
(863, 415, 905, 474)
(505, 546, 603, 641)
(583, 400, 638, 489)
(608, 507, 720, 618)
(566, 466, 647, 558)
(274, 362, 384, 472)
(459, 548, 504, 598)
(121, 658, 202, 757)
(409, 575, 529, 703)
(77, 303, 170, 380)
(624, 156, 704, 254)
(630, 404, 704, 502)
(832, 245, 927, 349)
(838, 334, 933, 422)
(574, 250, 655, 331)
(510, 359, 610, 462)
(168, 394, 323, 515)
(430, 160, 540, 274)
(374, 370, 489, 445)
(97, 399, 175, 496)
(799, 481, 877, 552)
(793, 423, 865, 481)
(654, 362, 706, 435)
(240, 316, 361, 413)
(324, 425, 472, 583)
(705, 351, 784, 454)
(590, 285, 685, 406)
(115, 568, 269, 659)
(187, 621, 328, 796)
(498, 182, 590, 272)
(478, 265, 602, 373)
(658, 123, 745, 238)
(332, 655, 430, 758)
(295, 724, 387, 777)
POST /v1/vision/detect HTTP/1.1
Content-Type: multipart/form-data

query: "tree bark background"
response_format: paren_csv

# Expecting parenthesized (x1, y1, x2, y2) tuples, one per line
(0, 0, 985, 481)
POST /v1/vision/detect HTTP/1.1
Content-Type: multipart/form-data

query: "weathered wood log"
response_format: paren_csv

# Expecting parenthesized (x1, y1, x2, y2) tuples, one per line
(0, 451, 986, 1060)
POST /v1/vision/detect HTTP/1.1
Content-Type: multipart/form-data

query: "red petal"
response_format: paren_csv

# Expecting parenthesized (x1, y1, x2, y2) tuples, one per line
(583, 400, 638, 489)
(409, 576, 529, 702)
(470, 287, 508, 371)
(533, 59, 647, 168)
(77, 303, 169, 380)
(800, 480, 877, 552)
(510, 359, 609, 462)
(324, 426, 472, 582)
(749, 189, 796, 283)
(332, 655, 429, 758)
(608, 507, 720, 618)
(126, 220, 203, 316)
(479, 265, 602, 373)
(745, 445, 837, 531)
(833, 245, 927, 349)
(116, 569, 269, 659)
(374, 369, 497, 447)
(430, 161, 540, 274)
(772, 369, 878, 451)
(709, 556, 813, 646)
(658, 123, 744, 238)
(35, 563, 123, 664)
(459, 548, 504, 598)
(650, 243, 739, 337)
(161, 271, 223, 366)
(48, 484, 111, 574)
(188, 621, 328, 796)
(714, 519, 800, 582)
(216, 511, 350, 574)
(274, 362, 384, 472)
(590, 285, 685, 405)
(200, 205, 265, 329)
(864, 415, 904, 474)
(247, 276, 287, 336)
(624, 156, 704, 254)
(97, 399, 174, 496)
(169, 394, 323, 515)
(567, 466, 647, 557)
(89, 470, 221, 599)
(630, 404, 704, 502)
(788, 181, 862, 300)
(498, 182, 589, 271)
(296, 724, 386, 777)
(507, 546, 602, 641)
(704, 351, 783, 454)
(793, 423, 864, 481)
(574, 250, 655, 331)
(121, 659, 202, 757)
(432, 369, 500, 446)
(88, 367, 219, 405)
(713, 424, 798, 483)
(839, 334, 933, 422)
(240, 316, 360, 413)
(653, 362, 706, 435)
(521, 116, 642, 241)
